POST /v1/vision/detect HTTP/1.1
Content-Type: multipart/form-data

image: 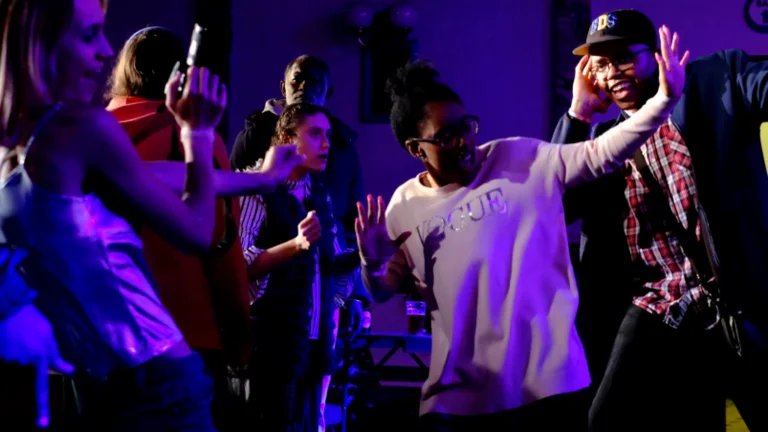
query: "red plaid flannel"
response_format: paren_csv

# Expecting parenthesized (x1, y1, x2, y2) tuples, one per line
(622, 119, 718, 329)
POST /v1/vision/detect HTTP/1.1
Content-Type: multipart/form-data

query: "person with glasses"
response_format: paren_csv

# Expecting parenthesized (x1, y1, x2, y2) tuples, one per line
(354, 24, 685, 430)
(552, 9, 768, 432)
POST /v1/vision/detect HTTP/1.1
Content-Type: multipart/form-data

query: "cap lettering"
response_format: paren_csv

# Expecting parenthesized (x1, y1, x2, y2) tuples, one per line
(590, 13, 617, 34)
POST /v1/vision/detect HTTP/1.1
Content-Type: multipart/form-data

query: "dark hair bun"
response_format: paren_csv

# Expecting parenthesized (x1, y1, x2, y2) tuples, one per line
(386, 60, 440, 101)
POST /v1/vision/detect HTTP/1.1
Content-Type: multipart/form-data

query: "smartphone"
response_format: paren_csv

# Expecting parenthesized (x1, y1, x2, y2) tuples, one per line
(176, 24, 210, 95)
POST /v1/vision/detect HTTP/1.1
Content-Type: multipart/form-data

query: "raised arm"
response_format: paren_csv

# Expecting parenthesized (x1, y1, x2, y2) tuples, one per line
(355, 195, 413, 303)
(82, 66, 225, 254)
(147, 145, 304, 197)
(545, 26, 688, 189)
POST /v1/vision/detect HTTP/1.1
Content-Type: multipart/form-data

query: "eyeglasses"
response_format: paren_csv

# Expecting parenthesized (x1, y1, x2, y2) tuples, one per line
(590, 48, 653, 77)
(405, 115, 480, 149)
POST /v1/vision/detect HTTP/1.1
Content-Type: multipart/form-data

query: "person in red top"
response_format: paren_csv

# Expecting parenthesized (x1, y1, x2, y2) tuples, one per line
(105, 26, 251, 432)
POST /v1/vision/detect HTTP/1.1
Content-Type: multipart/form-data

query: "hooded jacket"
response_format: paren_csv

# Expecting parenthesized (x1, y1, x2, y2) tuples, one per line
(107, 96, 252, 366)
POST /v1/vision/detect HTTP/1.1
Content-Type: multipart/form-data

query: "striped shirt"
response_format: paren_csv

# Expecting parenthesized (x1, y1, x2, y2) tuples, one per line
(239, 172, 350, 340)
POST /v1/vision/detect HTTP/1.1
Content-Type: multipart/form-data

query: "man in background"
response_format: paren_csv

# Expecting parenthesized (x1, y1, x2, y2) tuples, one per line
(230, 54, 371, 431)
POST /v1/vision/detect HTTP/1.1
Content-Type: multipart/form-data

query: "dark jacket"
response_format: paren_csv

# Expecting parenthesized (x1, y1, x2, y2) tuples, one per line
(230, 99, 371, 304)
(552, 50, 768, 364)
(250, 182, 341, 379)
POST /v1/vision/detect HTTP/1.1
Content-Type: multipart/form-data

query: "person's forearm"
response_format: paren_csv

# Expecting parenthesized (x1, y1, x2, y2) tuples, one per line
(556, 93, 675, 188)
(213, 170, 276, 196)
(551, 111, 592, 144)
(589, 93, 674, 166)
(148, 160, 276, 197)
(179, 128, 216, 248)
(248, 239, 302, 278)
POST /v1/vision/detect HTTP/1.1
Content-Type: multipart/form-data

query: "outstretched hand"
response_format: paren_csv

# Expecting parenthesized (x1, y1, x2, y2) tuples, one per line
(0, 304, 74, 428)
(355, 195, 411, 264)
(165, 66, 227, 131)
(261, 145, 306, 189)
(655, 25, 689, 101)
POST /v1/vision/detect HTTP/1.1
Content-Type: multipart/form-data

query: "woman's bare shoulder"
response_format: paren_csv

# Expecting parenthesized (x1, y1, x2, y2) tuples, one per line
(53, 104, 121, 132)
(42, 104, 129, 151)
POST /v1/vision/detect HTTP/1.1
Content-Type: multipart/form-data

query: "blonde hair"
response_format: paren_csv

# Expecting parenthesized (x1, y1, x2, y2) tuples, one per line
(106, 26, 184, 101)
(0, 0, 108, 143)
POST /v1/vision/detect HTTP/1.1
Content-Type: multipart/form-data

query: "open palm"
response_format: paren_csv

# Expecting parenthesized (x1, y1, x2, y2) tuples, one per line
(655, 25, 689, 101)
(355, 195, 411, 263)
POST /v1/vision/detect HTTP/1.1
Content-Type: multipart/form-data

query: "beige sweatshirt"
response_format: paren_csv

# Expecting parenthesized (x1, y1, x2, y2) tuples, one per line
(361, 92, 676, 416)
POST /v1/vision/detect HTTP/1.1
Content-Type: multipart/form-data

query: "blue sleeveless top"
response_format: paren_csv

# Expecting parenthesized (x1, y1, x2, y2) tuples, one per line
(0, 105, 182, 378)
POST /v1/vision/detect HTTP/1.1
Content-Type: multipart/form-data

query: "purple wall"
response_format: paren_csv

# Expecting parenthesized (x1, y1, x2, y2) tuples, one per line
(229, 0, 554, 202)
(228, 0, 553, 335)
(102, 0, 195, 92)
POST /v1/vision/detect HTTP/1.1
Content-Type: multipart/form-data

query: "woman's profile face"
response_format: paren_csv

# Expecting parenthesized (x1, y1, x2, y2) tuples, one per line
(50, 0, 113, 104)
(291, 112, 332, 173)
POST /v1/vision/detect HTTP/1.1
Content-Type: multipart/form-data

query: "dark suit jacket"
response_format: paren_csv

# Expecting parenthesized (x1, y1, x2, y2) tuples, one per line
(552, 49, 768, 378)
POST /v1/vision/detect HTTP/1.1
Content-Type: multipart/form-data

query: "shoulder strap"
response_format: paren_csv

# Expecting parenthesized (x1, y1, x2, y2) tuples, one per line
(632, 149, 714, 283)
(130, 105, 176, 146)
(635, 150, 743, 355)
(22, 103, 63, 160)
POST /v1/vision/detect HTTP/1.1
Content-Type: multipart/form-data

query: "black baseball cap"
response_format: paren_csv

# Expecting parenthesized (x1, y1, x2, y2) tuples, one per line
(573, 9, 657, 56)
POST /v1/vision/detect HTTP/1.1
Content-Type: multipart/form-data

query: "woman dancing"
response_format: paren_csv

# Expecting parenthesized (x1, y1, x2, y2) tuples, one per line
(356, 26, 688, 431)
(0, 0, 298, 430)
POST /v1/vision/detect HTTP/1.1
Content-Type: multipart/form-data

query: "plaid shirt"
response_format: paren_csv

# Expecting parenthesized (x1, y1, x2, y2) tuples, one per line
(622, 118, 718, 329)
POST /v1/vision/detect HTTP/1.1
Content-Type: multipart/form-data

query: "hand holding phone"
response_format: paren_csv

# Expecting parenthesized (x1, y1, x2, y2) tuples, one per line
(175, 24, 210, 95)
(164, 23, 226, 131)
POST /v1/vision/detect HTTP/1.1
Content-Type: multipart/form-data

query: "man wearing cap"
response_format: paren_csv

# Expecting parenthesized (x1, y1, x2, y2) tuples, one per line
(552, 9, 768, 432)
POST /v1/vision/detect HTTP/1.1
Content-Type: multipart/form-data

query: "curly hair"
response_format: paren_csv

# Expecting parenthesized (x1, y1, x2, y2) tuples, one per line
(272, 102, 332, 146)
(385, 60, 462, 149)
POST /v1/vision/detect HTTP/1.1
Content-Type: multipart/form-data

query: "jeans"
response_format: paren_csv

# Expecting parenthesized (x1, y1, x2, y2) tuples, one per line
(589, 305, 726, 432)
(73, 352, 215, 432)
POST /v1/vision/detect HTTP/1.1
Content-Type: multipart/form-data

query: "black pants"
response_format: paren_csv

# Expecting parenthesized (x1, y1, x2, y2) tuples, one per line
(73, 353, 215, 432)
(724, 317, 768, 432)
(418, 390, 589, 432)
(197, 349, 235, 432)
(589, 305, 729, 432)
(248, 370, 321, 432)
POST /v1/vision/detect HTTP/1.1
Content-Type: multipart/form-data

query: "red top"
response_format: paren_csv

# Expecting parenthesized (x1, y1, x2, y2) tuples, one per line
(107, 96, 251, 366)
